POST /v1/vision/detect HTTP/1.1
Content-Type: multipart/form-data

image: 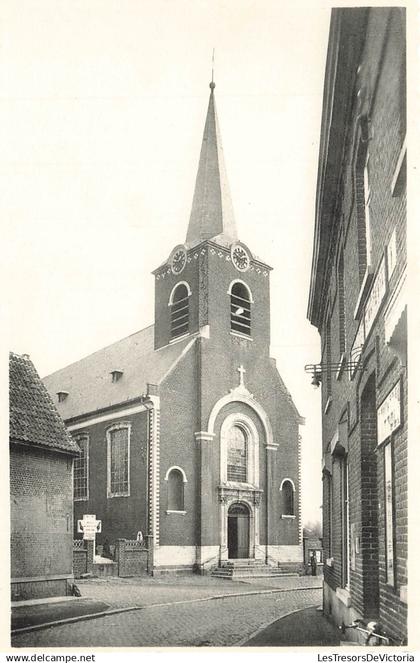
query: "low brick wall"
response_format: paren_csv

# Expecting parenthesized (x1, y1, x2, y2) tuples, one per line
(73, 539, 94, 578)
(11, 577, 70, 601)
(115, 537, 152, 577)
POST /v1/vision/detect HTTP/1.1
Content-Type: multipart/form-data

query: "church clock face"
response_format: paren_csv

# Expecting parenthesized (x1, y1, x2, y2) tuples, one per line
(171, 247, 187, 274)
(231, 244, 250, 272)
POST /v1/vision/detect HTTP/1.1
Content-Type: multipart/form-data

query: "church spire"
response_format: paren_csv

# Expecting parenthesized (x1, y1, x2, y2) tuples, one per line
(185, 82, 238, 249)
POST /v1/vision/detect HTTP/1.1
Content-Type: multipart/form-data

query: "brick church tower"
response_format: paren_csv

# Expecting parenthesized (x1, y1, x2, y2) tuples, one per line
(44, 82, 303, 573)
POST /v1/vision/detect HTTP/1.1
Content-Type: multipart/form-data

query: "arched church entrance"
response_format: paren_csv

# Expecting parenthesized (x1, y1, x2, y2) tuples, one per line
(227, 502, 250, 559)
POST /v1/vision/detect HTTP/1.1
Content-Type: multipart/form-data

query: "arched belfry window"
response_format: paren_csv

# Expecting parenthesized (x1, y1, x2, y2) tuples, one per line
(227, 425, 248, 482)
(165, 467, 186, 511)
(230, 282, 251, 336)
(280, 479, 295, 516)
(170, 283, 190, 339)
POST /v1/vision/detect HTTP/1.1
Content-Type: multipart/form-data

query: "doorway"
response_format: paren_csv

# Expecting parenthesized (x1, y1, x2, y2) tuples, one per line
(227, 503, 250, 559)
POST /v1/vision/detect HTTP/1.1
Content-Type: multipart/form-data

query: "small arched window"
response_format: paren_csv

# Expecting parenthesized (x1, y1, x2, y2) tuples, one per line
(230, 282, 251, 336)
(170, 283, 190, 339)
(227, 425, 248, 482)
(167, 468, 185, 511)
(281, 480, 295, 515)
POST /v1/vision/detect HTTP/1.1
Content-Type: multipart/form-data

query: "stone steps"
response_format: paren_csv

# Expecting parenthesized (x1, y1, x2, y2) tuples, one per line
(211, 559, 299, 579)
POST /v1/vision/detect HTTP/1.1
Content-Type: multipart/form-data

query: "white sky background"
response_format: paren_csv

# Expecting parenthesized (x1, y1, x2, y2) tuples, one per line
(2, 0, 333, 526)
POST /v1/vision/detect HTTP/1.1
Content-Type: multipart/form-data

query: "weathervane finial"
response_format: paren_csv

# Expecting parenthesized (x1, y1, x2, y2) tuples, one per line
(210, 49, 216, 90)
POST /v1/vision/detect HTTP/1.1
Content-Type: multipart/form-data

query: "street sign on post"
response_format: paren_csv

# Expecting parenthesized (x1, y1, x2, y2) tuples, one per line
(77, 514, 102, 544)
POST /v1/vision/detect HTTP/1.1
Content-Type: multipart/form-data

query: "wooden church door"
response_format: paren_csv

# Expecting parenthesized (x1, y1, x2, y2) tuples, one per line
(227, 503, 250, 559)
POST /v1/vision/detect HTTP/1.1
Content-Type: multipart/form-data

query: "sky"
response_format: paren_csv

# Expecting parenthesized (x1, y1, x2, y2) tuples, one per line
(2, 0, 336, 526)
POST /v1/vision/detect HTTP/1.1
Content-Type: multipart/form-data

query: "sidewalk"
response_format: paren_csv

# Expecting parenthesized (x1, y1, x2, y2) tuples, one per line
(243, 606, 342, 646)
(12, 597, 110, 632)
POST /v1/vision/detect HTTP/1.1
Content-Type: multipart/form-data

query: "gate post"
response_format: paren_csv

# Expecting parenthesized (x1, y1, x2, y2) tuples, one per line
(146, 535, 154, 575)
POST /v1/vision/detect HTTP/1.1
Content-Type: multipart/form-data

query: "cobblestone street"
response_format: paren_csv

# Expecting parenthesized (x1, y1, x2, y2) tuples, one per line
(12, 587, 322, 648)
(75, 574, 322, 609)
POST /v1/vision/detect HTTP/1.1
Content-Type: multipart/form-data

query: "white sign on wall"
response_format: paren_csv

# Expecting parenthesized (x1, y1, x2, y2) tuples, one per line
(77, 514, 102, 541)
(377, 381, 402, 445)
(364, 256, 387, 340)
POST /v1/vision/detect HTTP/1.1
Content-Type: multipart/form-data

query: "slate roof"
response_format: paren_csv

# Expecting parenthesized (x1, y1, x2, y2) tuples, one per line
(9, 352, 79, 454)
(42, 324, 196, 421)
(185, 84, 238, 249)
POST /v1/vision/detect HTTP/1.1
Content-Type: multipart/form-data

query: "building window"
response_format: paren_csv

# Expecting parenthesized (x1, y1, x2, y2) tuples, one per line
(227, 425, 247, 482)
(230, 282, 251, 336)
(338, 252, 346, 355)
(107, 424, 130, 497)
(167, 468, 185, 511)
(341, 456, 350, 589)
(170, 283, 190, 339)
(384, 443, 395, 587)
(328, 473, 333, 557)
(74, 435, 89, 501)
(355, 118, 372, 283)
(280, 479, 295, 515)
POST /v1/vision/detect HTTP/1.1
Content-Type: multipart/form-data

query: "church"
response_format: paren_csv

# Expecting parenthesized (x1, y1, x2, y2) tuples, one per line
(44, 81, 304, 574)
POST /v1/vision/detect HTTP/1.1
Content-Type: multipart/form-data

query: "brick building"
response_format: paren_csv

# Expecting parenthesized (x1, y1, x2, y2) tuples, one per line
(9, 352, 80, 600)
(43, 82, 303, 575)
(307, 9, 407, 643)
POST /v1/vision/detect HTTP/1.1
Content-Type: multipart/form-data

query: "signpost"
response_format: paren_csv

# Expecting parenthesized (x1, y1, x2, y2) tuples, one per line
(77, 514, 102, 557)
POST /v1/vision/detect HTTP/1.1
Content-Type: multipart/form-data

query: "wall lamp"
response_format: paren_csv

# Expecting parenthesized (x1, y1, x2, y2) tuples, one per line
(304, 348, 364, 388)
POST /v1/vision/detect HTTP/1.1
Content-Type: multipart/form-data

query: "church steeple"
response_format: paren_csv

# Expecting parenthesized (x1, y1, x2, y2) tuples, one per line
(185, 83, 238, 249)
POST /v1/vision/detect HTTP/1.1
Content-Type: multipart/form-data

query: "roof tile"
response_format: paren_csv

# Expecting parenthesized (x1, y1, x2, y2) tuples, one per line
(9, 352, 80, 454)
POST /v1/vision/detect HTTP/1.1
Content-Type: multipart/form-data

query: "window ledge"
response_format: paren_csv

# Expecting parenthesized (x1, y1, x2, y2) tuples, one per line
(169, 332, 190, 345)
(336, 587, 351, 608)
(281, 514, 296, 519)
(224, 481, 258, 490)
(74, 497, 89, 502)
(324, 396, 332, 414)
(353, 267, 373, 320)
(107, 493, 130, 499)
(391, 138, 406, 197)
(230, 331, 253, 341)
(335, 353, 346, 380)
(166, 510, 186, 515)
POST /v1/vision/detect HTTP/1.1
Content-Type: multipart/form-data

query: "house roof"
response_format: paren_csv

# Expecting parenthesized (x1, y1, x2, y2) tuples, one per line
(42, 324, 196, 421)
(9, 352, 79, 454)
(185, 83, 238, 249)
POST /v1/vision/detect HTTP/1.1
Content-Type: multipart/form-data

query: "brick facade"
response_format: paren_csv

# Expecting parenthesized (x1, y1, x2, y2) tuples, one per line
(10, 445, 74, 600)
(45, 83, 303, 574)
(308, 8, 407, 643)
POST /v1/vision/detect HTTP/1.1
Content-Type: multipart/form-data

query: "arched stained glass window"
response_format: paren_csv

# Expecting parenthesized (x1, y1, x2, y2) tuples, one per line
(227, 425, 247, 482)
(168, 469, 184, 511)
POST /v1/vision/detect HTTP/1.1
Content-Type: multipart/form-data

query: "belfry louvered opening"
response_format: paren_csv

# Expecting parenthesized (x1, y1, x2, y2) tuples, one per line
(171, 283, 190, 338)
(230, 282, 251, 336)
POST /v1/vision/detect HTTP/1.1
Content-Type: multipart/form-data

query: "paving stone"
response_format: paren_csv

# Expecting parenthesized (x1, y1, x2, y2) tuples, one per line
(12, 588, 322, 648)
